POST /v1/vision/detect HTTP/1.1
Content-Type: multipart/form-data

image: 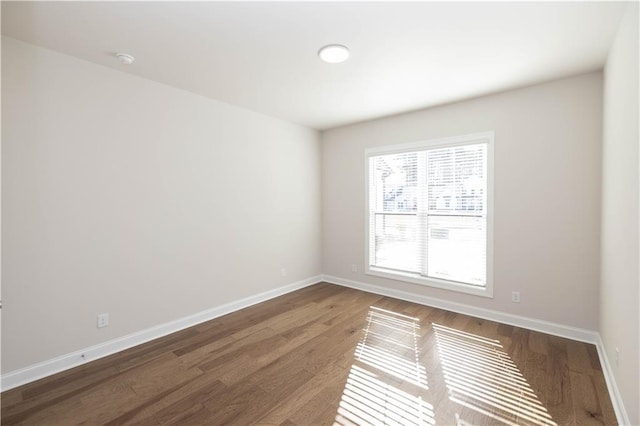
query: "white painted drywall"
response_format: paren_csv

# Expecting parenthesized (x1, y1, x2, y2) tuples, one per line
(1, 37, 322, 373)
(601, 3, 639, 424)
(322, 72, 603, 330)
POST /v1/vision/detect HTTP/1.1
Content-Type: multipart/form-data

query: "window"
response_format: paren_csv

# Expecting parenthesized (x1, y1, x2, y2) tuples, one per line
(366, 132, 493, 297)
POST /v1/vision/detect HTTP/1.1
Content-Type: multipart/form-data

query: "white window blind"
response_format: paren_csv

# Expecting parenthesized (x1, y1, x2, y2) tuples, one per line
(367, 133, 492, 294)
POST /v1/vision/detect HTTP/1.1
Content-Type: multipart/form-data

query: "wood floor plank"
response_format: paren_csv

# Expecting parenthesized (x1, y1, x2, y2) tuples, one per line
(546, 335, 576, 425)
(1, 283, 618, 426)
(570, 371, 608, 425)
(586, 344, 603, 373)
(524, 350, 550, 405)
(178, 326, 276, 369)
(203, 367, 313, 425)
(256, 361, 349, 425)
(288, 378, 344, 425)
(593, 373, 618, 426)
(109, 374, 226, 425)
(528, 330, 550, 356)
(1, 365, 119, 420)
(566, 339, 595, 375)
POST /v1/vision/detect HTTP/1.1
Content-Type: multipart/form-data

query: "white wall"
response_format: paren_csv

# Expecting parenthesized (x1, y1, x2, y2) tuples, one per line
(323, 72, 603, 330)
(600, 3, 639, 424)
(1, 37, 322, 373)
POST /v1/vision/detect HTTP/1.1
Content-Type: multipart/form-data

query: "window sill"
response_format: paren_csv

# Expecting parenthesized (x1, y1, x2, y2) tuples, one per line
(365, 267, 493, 298)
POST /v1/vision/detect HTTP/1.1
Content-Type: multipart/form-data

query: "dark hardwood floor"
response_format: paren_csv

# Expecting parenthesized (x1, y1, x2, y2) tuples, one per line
(1, 283, 617, 425)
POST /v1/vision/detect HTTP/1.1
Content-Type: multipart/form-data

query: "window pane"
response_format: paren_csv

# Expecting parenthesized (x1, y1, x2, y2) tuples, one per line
(374, 214, 419, 273)
(426, 215, 486, 286)
(367, 136, 490, 292)
(427, 144, 486, 215)
(372, 153, 418, 214)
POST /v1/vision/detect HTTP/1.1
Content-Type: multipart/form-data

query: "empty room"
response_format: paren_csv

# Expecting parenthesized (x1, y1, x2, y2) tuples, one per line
(1, 1, 638, 425)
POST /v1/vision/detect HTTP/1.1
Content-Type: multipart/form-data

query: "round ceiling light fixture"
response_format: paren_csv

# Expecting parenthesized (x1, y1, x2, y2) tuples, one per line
(318, 44, 349, 64)
(115, 53, 135, 65)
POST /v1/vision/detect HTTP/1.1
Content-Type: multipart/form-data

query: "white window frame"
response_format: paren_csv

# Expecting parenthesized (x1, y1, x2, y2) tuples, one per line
(364, 131, 494, 298)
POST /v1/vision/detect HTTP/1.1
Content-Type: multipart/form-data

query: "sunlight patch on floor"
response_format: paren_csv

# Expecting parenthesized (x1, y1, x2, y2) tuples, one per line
(334, 306, 433, 426)
(335, 365, 435, 426)
(433, 323, 557, 426)
(355, 306, 428, 389)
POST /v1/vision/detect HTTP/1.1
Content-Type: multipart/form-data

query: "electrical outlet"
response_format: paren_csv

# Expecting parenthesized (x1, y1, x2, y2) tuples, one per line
(511, 291, 521, 303)
(351, 264, 358, 273)
(280, 267, 287, 277)
(97, 313, 109, 328)
(615, 347, 620, 367)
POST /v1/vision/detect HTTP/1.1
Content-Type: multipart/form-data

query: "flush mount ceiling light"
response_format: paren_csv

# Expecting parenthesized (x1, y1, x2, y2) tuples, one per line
(115, 53, 135, 65)
(318, 44, 350, 64)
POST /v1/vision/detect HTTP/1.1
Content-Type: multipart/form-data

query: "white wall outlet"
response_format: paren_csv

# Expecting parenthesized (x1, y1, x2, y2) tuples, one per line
(351, 264, 358, 273)
(97, 313, 109, 328)
(280, 267, 287, 277)
(615, 347, 620, 367)
(511, 291, 521, 303)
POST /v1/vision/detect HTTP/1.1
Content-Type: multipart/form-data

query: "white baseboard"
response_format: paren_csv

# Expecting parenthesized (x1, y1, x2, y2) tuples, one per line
(323, 274, 599, 343)
(594, 335, 631, 425)
(323, 274, 630, 425)
(1, 275, 322, 392)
